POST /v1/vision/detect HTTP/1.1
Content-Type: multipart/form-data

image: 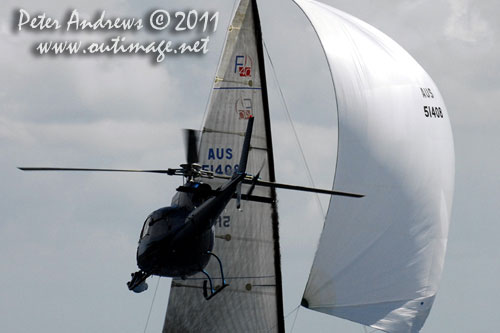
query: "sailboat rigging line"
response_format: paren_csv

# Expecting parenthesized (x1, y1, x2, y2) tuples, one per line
(143, 276, 161, 333)
(257, 304, 299, 333)
(284, 305, 301, 318)
(253, 0, 286, 331)
(288, 305, 301, 333)
(263, 40, 325, 218)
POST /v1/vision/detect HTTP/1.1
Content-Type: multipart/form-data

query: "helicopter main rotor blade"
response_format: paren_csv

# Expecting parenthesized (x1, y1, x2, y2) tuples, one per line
(210, 174, 363, 198)
(18, 167, 176, 175)
(249, 179, 364, 198)
(184, 129, 199, 165)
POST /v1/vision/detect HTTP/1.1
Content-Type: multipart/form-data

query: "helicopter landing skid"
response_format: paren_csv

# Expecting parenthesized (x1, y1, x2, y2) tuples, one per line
(201, 252, 229, 300)
(127, 270, 151, 293)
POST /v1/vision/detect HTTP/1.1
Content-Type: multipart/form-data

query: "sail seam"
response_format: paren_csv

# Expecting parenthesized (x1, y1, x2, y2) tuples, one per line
(308, 294, 434, 309)
(214, 87, 262, 90)
(202, 128, 266, 140)
(174, 275, 276, 281)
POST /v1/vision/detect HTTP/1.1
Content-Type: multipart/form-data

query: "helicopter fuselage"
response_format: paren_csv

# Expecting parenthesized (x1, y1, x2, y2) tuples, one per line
(136, 174, 243, 278)
(136, 203, 214, 278)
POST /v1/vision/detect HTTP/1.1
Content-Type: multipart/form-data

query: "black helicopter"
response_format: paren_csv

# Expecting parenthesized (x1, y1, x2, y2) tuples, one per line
(19, 116, 363, 300)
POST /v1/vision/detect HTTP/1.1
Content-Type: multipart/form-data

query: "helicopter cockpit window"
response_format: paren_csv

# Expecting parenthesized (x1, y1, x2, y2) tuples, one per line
(141, 216, 153, 238)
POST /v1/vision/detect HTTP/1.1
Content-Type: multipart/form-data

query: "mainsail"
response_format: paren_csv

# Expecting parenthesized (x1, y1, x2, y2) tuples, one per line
(162, 0, 285, 332)
(295, 0, 455, 332)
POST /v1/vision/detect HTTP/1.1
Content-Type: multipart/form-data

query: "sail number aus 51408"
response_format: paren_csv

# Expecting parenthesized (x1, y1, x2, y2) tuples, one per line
(423, 106, 444, 118)
(216, 216, 231, 228)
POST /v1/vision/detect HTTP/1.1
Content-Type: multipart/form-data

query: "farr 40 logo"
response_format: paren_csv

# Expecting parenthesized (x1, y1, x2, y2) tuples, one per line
(235, 97, 253, 119)
(234, 55, 253, 77)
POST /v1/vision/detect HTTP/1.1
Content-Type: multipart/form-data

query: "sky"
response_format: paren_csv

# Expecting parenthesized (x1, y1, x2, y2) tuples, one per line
(1, 0, 499, 332)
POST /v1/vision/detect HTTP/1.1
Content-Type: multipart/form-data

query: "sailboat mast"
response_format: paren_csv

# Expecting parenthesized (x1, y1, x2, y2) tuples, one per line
(251, 0, 285, 331)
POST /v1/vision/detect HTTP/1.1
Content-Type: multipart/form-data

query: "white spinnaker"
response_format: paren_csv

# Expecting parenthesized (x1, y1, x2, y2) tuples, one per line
(163, 1, 284, 332)
(295, 1, 455, 332)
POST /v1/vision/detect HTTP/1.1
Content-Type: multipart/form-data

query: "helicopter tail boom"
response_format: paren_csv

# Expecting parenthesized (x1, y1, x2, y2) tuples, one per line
(236, 116, 254, 175)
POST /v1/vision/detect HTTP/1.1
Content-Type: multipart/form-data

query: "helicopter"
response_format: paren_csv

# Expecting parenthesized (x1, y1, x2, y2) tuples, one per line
(19, 116, 363, 300)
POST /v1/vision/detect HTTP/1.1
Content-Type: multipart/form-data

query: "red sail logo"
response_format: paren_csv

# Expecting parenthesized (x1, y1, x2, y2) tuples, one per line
(235, 98, 253, 119)
(234, 55, 253, 77)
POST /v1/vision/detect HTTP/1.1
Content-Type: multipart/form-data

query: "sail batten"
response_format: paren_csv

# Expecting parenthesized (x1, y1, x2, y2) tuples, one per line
(295, 0, 454, 332)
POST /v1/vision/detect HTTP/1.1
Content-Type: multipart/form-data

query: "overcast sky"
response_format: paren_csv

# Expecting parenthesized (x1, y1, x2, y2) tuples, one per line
(1, 0, 498, 332)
